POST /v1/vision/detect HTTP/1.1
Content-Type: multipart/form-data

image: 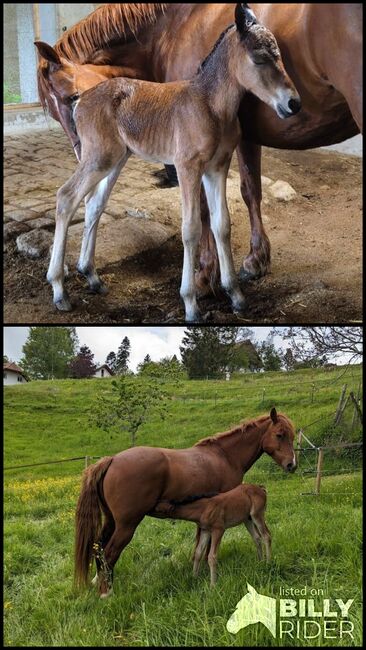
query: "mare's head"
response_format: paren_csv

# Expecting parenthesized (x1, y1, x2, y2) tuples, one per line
(35, 41, 114, 156)
(262, 408, 297, 473)
(233, 3, 301, 119)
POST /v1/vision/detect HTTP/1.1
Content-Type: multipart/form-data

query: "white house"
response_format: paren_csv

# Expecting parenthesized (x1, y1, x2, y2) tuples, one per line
(3, 362, 28, 385)
(93, 364, 114, 378)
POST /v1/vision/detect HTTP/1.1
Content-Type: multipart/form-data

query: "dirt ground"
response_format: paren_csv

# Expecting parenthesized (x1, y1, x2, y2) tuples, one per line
(4, 139, 362, 324)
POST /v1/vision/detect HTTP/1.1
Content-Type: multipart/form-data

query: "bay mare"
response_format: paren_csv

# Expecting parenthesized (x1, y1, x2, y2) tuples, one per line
(74, 408, 296, 597)
(37, 4, 300, 320)
(36, 3, 362, 293)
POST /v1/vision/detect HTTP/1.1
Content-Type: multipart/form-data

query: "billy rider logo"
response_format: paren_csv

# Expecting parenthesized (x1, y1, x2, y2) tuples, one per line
(226, 583, 354, 640)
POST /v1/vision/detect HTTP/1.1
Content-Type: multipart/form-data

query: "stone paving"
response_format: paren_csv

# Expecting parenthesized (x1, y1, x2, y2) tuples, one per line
(4, 127, 180, 266)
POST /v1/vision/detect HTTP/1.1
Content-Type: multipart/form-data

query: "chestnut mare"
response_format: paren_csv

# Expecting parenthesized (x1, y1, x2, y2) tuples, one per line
(75, 408, 296, 598)
(37, 5, 300, 320)
(36, 3, 362, 294)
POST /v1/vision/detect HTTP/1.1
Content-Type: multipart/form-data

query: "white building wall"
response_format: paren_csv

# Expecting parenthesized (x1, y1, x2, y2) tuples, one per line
(4, 370, 27, 385)
(94, 368, 113, 378)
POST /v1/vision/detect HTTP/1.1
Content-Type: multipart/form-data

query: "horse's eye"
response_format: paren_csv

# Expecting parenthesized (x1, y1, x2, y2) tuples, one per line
(276, 433, 284, 439)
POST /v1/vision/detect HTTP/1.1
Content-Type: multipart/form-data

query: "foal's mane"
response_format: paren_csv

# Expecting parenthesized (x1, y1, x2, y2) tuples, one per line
(197, 23, 235, 74)
(37, 3, 168, 115)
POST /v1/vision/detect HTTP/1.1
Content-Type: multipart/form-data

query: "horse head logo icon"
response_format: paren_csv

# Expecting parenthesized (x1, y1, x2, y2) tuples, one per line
(226, 583, 276, 637)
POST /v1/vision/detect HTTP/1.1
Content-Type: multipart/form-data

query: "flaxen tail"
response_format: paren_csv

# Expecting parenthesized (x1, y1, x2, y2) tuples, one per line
(74, 455, 114, 588)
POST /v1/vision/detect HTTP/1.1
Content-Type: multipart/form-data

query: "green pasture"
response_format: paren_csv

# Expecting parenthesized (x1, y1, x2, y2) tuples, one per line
(4, 366, 363, 646)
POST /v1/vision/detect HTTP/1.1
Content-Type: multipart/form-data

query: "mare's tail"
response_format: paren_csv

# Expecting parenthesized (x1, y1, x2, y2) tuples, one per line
(74, 455, 114, 587)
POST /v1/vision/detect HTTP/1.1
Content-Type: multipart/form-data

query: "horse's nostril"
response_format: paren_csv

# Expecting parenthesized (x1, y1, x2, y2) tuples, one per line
(286, 462, 293, 471)
(288, 98, 301, 114)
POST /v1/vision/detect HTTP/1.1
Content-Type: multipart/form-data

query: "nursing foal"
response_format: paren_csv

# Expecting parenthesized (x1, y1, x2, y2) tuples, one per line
(46, 3, 300, 320)
(153, 484, 270, 586)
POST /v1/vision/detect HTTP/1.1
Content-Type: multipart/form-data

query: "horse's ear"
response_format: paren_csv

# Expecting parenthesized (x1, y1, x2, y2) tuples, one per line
(235, 3, 257, 36)
(247, 582, 257, 594)
(34, 41, 61, 67)
(270, 407, 278, 424)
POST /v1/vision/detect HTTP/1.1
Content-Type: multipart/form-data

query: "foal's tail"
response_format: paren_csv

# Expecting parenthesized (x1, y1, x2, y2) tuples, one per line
(74, 455, 114, 588)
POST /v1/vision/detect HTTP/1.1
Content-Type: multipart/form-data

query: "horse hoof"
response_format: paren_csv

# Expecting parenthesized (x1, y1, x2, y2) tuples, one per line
(239, 266, 258, 283)
(54, 295, 72, 311)
(100, 587, 113, 599)
(233, 301, 247, 316)
(90, 282, 108, 296)
(186, 312, 203, 324)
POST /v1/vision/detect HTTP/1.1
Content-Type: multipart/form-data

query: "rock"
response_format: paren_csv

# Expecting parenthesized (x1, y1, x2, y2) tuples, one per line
(268, 180, 297, 202)
(28, 217, 55, 230)
(261, 175, 274, 187)
(16, 229, 54, 258)
(126, 208, 151, 219)
(4, 221, 31, 242)
(4, 207, 40, 222)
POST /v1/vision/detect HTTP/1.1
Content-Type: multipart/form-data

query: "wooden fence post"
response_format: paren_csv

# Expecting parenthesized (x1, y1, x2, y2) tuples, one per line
(350, 391, 363, 425)
(315, 448, 324, 495)
(296, 429, 303, 467)
(334, 384, 347, 425)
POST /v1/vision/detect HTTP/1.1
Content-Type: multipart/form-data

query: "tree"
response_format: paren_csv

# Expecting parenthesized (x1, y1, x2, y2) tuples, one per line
(180, 327, 238, 379)
(105, 351, 117, 373)
(69, 345, 97, 378)
(138, 355, 185, 380)
(258, 341, 282, 371)
(282, 347, 296, 371)
(91, 375, 170, 446)
(3, 355, 9, 364)
(115, 336, 131, 375)
(20, 327, 77, 379)
(279, 327, 362, 364)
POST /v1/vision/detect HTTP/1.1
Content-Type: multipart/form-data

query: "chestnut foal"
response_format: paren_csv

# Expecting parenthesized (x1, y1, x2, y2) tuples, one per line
(154, 484, 270, 586)
(45, 3, 300, 320)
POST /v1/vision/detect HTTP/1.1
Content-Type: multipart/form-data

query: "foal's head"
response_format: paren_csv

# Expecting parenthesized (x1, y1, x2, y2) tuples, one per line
(35, 41, 116, 153)
(262, 408, 297, 473)
(233, 3, 301, 118)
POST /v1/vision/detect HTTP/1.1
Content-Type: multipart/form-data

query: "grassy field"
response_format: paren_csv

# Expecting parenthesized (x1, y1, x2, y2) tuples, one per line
(4, 366, 363, 646)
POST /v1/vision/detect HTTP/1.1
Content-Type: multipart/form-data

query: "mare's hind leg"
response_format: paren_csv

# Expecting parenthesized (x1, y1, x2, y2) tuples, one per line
(77, 155, 129, 294)
(203, 164, 246, 314)
(92, 515, 116, 587)
(99, 518, 142, 598)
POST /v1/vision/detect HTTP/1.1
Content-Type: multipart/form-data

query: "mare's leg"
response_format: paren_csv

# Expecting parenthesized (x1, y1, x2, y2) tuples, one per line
(195, 187, 220, 297)
(175, 164, 203, 322)
(191, 525, 201, 561)
(236, 140, 271, 281)
(202, 165, 246, 314)
(77, 156, 129, 293)
(92, 515, 116, 587)
(99, 518, 142, 598)
(244, 519, 263, 560)
(193, 529, 211, 577)
(207, 527, 224, 587)
(251, 514, 271, 562)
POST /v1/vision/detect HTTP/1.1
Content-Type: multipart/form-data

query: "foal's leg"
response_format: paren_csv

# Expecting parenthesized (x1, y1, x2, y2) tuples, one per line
(244, 519, 263, 560)
(207, 527, 224, 587)
(176, 165, 203, 322)
(202, 165, 246, 314)
(47, 160, 119, 310)
(77, 156, 129, 293)
(193, 529, 211, 577)
(236, 139, 271, 281)
(251, 514, 271, 562)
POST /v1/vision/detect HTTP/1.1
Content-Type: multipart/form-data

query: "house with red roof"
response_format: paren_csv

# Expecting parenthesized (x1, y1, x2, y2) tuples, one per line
(3, 362, 28, 385)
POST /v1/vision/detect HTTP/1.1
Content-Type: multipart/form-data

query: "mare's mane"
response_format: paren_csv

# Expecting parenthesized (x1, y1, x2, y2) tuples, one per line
(37, 3, 168, 115)
(195, 412, 294, 446)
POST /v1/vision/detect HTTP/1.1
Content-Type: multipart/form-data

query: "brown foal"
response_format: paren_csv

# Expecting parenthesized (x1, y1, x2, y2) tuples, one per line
(38, 4, 300, 321)
(153, 483, 271, 586)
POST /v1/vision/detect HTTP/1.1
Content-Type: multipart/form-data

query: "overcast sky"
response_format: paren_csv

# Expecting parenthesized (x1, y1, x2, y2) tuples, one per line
(4, 326, 275, 371)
